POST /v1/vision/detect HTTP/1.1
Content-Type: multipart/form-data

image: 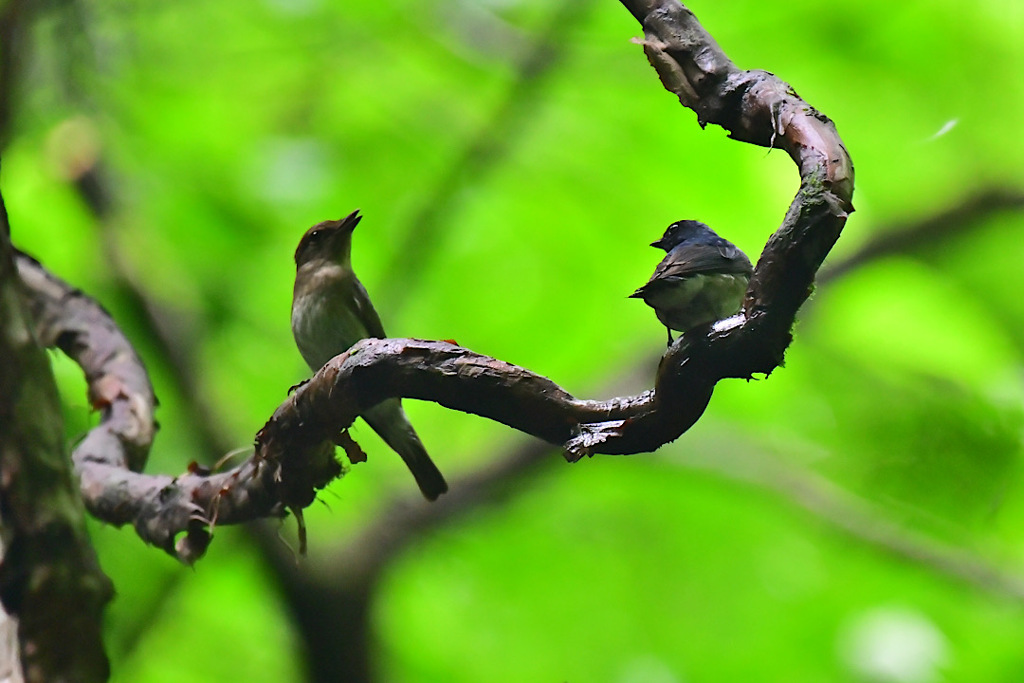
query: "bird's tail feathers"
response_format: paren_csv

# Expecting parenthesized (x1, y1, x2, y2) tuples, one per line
(362, 400, 448, 501)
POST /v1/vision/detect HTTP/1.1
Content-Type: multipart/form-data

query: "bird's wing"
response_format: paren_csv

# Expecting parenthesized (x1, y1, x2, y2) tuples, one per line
(653, 242, 751, 280)
(631, 242, 751, 298)
(352, 278, 388, 338)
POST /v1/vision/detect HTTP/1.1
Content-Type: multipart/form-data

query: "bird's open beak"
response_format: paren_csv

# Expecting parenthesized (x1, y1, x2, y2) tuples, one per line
(337, 209, 362, 233)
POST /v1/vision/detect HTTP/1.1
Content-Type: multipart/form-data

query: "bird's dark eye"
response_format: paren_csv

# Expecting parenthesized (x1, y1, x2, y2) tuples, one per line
(295, 228, 328, 264)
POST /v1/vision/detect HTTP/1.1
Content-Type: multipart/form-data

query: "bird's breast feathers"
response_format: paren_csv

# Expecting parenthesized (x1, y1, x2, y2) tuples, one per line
(291, 270, 373, 371)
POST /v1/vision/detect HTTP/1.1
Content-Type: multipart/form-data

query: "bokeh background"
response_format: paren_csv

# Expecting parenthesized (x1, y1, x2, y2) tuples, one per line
(4, 0, 1024, 681)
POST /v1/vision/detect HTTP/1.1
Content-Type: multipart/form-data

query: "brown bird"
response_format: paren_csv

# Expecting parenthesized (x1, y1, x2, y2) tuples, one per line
(291, 210, 447, 500)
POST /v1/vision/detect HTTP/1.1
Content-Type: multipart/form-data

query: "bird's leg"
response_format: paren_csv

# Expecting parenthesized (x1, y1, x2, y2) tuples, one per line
(666, 327, 675, 347)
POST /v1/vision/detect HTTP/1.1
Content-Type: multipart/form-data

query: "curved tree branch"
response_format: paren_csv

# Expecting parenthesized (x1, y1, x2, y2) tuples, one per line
(8, 0, 852, 566)
(260, 0, 855, 460)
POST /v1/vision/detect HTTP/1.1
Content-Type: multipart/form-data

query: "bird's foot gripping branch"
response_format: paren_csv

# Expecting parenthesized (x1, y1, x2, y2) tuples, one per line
(6, 0, 851, 566)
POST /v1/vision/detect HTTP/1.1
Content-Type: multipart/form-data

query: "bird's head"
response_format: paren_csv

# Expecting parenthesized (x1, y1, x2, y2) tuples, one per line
(294, 210, 362, 267)
(651, 219, 713, 251)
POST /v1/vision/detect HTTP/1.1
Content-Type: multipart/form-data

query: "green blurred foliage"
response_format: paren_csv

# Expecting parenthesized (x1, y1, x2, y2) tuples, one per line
(5, 0, 1024, 681)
